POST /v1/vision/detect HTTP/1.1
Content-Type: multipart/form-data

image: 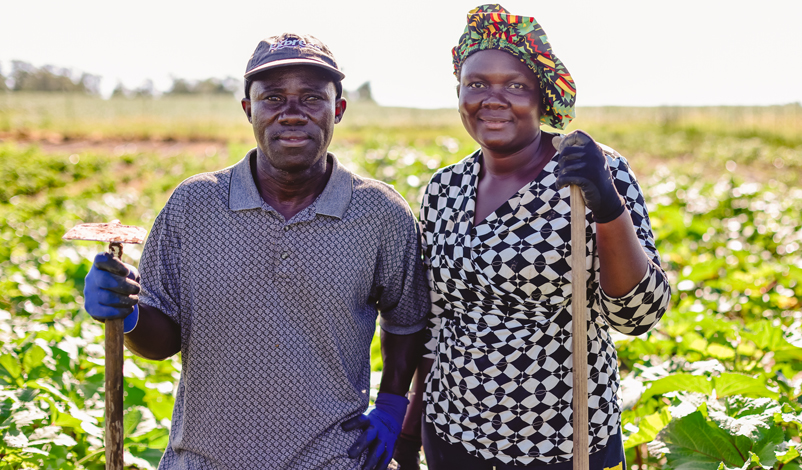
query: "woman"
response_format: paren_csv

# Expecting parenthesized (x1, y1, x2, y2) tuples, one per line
(393, 5, 671, 470)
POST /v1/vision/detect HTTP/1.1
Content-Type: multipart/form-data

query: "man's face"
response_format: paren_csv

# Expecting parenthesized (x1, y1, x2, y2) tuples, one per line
(242, 66, 345, 173)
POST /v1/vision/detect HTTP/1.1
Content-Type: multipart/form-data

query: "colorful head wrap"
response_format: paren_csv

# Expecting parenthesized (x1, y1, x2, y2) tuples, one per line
(452, 4, 576, 130)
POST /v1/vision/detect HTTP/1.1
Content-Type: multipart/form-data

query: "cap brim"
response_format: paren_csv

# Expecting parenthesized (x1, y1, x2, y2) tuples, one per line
(244, 58, 345, 81)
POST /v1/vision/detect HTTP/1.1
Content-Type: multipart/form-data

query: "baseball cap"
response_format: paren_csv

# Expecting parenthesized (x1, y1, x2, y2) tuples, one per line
(244, 33, 345, 81)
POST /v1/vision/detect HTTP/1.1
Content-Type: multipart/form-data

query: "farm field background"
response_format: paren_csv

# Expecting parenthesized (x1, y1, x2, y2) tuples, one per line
(1, 93, 802, 469)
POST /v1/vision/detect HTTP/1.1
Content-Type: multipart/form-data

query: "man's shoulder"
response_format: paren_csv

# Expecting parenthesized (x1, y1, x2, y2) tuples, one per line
(349, 174, 414, 219)
(171, 166, 235, 198)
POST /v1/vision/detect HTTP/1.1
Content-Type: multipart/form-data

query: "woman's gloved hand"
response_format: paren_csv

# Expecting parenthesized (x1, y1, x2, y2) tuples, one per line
(391, 434, 422, 470)
(342, 392, 409, 470)
(554, 130, 626, 223)
(83, 252, 140, 333)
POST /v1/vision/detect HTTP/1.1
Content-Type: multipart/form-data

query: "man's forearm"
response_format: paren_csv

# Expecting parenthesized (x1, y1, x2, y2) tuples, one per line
(123, 304, 181, 360)
(378, 329, 425, 396)
(400, 356, 434, 438)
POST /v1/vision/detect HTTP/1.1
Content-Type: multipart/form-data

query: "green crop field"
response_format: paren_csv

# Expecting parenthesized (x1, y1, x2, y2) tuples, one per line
(1, 93, 801, 469)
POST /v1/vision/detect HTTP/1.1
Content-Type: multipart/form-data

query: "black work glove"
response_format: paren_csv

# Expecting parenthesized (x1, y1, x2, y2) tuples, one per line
(391, 434, 422, 470)
(554, 130, 626, 223)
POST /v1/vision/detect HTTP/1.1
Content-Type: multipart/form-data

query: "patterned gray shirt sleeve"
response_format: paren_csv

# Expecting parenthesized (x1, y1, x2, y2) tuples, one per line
(373, 187, 430, 334)
(139, 184, 186, 330)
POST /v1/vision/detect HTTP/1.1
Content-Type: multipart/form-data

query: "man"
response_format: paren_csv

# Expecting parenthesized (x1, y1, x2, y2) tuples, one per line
(83, 33, 428, 470)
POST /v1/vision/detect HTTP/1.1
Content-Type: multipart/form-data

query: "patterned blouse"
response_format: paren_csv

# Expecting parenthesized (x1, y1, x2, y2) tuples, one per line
(420, 143, 671, 466)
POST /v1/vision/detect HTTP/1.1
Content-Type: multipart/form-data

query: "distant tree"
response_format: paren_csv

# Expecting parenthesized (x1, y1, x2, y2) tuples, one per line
(168, 78, 193, 94)
(0, 65, 8, 91)
(133, 79, 155, 98)
(166, 76, 238, 96)
(8, 60, 100, 95)
(350, 81, 375, 103)
(111, 81, 129, 98)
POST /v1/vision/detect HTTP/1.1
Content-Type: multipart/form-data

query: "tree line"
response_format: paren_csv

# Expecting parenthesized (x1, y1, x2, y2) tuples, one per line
(0, 61, 238, 97)
(0, 60, 376, 102)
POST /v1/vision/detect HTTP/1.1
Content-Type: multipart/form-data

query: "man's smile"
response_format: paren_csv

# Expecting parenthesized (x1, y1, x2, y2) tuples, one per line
(274, 132, 312, 146)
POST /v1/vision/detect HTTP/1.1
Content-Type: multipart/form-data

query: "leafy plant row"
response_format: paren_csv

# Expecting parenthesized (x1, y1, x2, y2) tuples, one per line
(1, 140, 801, 468)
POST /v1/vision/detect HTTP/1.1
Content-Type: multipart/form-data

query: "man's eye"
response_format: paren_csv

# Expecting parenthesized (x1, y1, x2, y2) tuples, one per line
(266, 95, 282, 101)
(468, 82, 485, 89)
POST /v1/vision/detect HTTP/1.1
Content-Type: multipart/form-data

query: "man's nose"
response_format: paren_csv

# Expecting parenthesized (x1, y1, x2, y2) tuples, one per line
(278, 98, 308, 125)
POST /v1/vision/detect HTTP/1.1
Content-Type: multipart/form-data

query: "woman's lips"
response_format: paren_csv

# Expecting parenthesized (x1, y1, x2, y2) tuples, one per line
(478, 118, 511, 130)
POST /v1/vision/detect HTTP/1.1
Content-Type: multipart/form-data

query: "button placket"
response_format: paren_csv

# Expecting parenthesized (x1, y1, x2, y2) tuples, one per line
(276, 223, 291, 277)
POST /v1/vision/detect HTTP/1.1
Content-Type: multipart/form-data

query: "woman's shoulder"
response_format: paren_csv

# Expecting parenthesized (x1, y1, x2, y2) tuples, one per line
(427, 149, 481, 186)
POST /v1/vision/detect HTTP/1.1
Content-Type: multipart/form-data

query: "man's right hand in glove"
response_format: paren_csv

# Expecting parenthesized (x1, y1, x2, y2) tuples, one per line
(83, 252, 140, 333)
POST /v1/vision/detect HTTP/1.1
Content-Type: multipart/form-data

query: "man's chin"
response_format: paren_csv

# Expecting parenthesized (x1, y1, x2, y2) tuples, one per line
(260, 148, 327, 173)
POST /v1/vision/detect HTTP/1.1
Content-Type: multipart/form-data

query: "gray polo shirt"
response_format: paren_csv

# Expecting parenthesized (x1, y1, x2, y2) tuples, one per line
(139, 150, 429, 469)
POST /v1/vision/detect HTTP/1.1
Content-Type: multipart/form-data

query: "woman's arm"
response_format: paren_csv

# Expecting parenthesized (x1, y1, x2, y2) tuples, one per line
(596, 209, 649, 297)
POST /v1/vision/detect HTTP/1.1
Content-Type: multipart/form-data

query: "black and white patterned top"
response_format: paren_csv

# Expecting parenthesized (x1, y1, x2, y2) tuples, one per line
(139, 150, 429, 469)
(420, 144, 670, 465)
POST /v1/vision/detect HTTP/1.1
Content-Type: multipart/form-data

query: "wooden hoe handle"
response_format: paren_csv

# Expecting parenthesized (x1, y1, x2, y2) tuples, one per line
(106, 242, 125, 470)
(570, 185, 589, 470)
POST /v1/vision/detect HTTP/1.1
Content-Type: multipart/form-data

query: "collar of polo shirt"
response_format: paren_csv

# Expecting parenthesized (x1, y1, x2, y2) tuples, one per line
(228, 149, 353, 218)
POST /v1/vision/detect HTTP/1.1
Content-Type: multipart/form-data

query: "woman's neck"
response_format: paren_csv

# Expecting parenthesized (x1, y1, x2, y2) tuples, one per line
(480, 131, 552, 180)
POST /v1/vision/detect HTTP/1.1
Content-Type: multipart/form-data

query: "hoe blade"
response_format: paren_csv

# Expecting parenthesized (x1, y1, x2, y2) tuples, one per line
(62, 221, 147, 244)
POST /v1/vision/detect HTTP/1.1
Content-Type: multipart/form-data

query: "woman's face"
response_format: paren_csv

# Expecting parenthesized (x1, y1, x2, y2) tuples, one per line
(458, 49, 541, 154)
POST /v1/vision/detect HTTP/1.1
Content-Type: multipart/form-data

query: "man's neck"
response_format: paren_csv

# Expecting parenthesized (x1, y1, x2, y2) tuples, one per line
(251, 151, 332, 221)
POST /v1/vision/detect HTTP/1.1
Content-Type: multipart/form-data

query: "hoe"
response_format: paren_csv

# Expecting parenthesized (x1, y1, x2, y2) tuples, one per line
(63, 220, 147, 470)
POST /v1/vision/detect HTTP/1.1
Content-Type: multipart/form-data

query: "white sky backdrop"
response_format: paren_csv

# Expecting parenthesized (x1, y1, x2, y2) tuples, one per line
(1, 0, 801, 108)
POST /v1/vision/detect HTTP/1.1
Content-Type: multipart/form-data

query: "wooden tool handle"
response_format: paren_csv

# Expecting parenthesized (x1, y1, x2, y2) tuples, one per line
(106, 241, 125, 469)
(570, 185, 589, 470)
(105, 318, 125, 469)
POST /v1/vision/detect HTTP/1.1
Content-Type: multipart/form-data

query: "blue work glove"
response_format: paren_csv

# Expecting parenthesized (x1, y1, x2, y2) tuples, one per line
(554, 130, 626, 223)
(83, 252, 140, 333)
(342, 392, 409, 470)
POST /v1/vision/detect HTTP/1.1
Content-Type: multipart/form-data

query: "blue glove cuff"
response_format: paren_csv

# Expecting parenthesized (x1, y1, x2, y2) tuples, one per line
(375, 392, 409, 428)
(123, 304, 139, 334)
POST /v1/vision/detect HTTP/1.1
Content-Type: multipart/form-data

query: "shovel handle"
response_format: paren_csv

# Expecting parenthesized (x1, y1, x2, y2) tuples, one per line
(105, 242, 125, 469)
(571, 185, 589, 470)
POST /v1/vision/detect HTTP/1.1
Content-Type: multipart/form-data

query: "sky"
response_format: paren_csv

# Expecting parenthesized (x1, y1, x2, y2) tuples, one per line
(1, 0, 801, 108)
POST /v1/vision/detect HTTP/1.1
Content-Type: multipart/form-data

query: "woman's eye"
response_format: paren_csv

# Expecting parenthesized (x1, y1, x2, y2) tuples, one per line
(468, 82, 485, 89)
(509, 83, 524, 89)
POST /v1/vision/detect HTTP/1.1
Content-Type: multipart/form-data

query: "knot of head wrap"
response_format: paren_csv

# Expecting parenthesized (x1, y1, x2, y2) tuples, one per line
(452, 4, 576, 130)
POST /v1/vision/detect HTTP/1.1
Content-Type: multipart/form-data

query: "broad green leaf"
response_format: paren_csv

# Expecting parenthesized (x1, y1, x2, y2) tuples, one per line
(751, 426, 783, 469)
(741, 321, 802, 362)
(725, 396, 780, 419)
(123, 408, 143, 436)
(0, 353, 21, 379)
(656, 410, 747, 469)
(144, 392, 175, 422)
(51, 407, 83, 429)
(624, 407, 672, 449)
(714, 373, 779, 400)
(22, 345, 46, 373)
(642, 374, 714, 401)
(706, 343, 736, 361)
(776, 445, 800, 464)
